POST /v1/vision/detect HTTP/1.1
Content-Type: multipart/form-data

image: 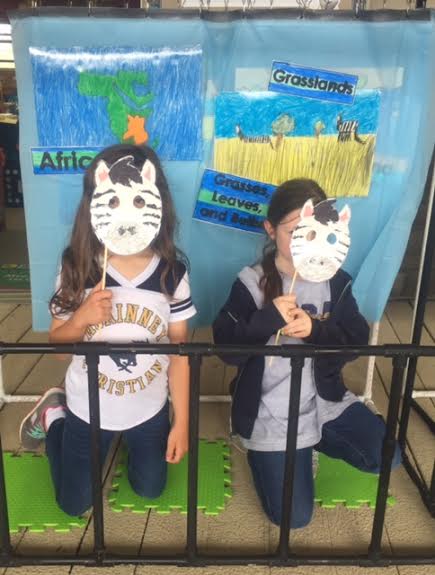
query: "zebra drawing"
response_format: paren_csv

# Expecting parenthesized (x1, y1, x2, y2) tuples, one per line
(336, 115, 365, 145)
(235, 125, 274, 149)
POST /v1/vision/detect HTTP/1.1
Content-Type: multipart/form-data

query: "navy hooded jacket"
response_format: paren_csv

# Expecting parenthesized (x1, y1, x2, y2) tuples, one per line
(212, 268, 370, 440)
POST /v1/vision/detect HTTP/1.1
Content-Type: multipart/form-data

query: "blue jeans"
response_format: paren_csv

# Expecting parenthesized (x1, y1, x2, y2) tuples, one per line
(46, 402, 170, 516)
(247, 401, 402, 528)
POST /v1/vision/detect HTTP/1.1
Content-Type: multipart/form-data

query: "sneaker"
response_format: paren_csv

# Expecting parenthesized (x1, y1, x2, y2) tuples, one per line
(19, 387, 66, 450)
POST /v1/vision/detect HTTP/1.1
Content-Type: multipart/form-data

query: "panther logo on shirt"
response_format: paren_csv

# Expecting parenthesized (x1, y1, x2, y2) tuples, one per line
(110, 353, 137, 373)
(109, 339, 149, 373)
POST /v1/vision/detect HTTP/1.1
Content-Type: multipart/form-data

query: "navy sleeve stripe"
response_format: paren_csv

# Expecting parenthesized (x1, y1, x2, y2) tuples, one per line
(170, 297, 192, 310)
(170, 301, 194, 314)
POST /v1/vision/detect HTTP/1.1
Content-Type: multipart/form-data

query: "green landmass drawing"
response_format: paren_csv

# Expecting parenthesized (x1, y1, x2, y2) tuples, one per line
(78, 71, 154, 145)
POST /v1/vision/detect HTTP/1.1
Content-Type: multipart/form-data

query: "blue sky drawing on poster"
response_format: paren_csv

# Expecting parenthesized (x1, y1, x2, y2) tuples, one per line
(30, 47, 203, 161)
(215, 91, 380, 138)
(214, 91, 381, 198)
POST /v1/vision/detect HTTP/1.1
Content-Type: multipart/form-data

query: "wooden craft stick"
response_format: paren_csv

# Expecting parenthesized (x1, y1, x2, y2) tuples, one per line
(269, 329, 282, 367)
(274, 329, 282, 347)
(101, 245, 108, 290)
(289, 270, 298, 295)
(269, 270, 298, 367)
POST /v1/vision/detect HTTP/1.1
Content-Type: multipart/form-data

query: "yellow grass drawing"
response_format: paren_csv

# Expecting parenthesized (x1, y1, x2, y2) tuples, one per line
(214, 134, 376, 198)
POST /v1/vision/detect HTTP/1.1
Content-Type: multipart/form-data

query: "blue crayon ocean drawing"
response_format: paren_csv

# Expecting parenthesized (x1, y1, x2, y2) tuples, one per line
(30, 46, 203, 161)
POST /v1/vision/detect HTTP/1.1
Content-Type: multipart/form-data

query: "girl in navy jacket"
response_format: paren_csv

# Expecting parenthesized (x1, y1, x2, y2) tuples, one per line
(213, 179, 401, 528)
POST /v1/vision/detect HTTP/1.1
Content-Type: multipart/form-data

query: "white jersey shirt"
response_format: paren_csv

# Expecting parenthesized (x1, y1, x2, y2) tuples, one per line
(57, 255, 196, 431)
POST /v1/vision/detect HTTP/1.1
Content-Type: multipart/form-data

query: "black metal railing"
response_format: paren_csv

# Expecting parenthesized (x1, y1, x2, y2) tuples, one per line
(0, 341, 434, 568)
(396, 148, 435, 520)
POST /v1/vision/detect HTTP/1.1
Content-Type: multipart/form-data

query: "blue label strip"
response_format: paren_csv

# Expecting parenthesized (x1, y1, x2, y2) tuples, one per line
(193, 200, 266, 234)
(31, 147, 102, 175)
(268, 61, 358, 105)
(201, 169, 275, 203)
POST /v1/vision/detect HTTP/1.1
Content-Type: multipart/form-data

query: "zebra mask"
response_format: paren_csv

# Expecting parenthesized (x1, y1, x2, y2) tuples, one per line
(290, 199, 351, 283)
(90, 156, 162, 256)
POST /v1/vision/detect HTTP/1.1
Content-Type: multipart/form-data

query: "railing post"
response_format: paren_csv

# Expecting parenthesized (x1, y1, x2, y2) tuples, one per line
(0, 434, 11, 563)
(430, 462, 435, 517)
(399, 146, 435, 447)
(369, 355, 407, 560)
(186, 353, 202, 563)
(398, 356, 417, 450)
(85, 352, 105, 565)
(278, 356, 304, 561)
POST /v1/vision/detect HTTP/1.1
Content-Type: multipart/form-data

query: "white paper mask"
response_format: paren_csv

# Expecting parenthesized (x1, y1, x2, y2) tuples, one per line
(290, 199, 351, 282)
(90, 155, 162, 256)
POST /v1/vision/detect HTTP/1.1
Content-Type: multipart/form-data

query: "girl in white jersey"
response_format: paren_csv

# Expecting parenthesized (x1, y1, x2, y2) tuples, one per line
(19, 144, 196, 516)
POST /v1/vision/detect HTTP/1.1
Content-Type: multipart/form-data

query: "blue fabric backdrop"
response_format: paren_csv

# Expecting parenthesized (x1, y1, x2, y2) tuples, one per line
(10, 12, 435, 330)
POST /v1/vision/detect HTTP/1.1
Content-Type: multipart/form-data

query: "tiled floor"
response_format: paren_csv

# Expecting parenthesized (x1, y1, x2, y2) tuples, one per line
(0, 301, 434, 575)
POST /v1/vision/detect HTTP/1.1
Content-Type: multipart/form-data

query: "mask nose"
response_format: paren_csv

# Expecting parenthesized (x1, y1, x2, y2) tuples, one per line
(118, 225, 137, 237)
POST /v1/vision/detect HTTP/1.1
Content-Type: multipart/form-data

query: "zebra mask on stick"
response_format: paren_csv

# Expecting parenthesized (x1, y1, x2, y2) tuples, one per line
(290, 198, 351, 283)
(90, 155, 162, 256)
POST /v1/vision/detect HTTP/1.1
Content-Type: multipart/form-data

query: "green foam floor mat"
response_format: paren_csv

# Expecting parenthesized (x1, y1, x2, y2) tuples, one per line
(3, 453, 86, 533)
(0, 264, 30, 291)
(314, 453, 396, 509)
(109, 439, 232, 515)
(2, 449, 393, 534)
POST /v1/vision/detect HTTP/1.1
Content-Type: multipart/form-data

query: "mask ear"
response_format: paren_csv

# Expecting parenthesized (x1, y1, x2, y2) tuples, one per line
(300, 199, 314, 219)
(95, 160, 110, 186)
(339, 204, 351, 224)
(141, 159, 157, 185)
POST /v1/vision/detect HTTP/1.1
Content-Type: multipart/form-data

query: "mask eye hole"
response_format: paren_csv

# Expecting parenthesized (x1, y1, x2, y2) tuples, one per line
(108, 196, 120, 209)
(327, 233, 337, 244)
(306, 230, 316, 241)
(134, 196, 145, 209)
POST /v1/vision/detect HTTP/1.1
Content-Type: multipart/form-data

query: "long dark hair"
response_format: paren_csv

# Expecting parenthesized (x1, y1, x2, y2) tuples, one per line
(50, 144, 185, 315)
(260, 179, 327, 304)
